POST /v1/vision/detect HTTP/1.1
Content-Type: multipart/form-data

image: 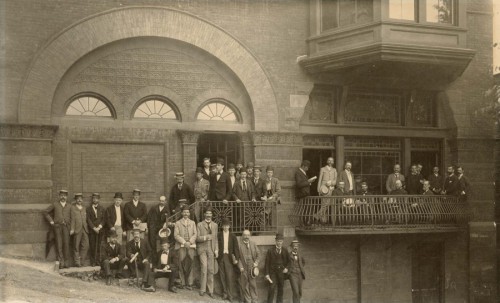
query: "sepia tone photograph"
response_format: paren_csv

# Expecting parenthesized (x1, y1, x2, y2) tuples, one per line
(0, 0, 498, 302)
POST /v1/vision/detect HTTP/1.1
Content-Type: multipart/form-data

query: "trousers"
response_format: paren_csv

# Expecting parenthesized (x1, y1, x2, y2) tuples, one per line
(54, 224, 70, 266)
(199, 248, 215, 293)
(73, 231, 89, 266)
(219, 254, 236, 300)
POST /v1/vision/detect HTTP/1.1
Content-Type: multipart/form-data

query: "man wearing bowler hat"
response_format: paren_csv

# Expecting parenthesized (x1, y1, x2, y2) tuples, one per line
(288, 239, 305, 303)
(169, 172, 195, 220)
(87, 193, 105, 266)
(265, 233, 290, 303)
(218, 218, 240, 302)
(237, 229, 261, 303)
(70, 193, 89, 267)
(44, 189, 71, 269)
(100, 230, 125, 285)
(105, 192, 124, 245)
(123, 189, 147, 240)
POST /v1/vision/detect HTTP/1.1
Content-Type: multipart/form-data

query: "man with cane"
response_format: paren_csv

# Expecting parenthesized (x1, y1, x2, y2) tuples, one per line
(87, 193, 105, 266)
(126, 228, 155, 292)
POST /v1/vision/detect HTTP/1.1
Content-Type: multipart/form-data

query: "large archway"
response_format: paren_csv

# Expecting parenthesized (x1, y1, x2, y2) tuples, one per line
(18, 6, 279, 131)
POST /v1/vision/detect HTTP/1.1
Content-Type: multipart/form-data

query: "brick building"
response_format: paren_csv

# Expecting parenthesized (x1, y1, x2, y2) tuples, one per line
(0, 0, 497, 302)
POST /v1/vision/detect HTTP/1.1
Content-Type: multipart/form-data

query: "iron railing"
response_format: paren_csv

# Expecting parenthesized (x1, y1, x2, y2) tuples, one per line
(289, 195, 469, 234)
(165, 200, 278, 234)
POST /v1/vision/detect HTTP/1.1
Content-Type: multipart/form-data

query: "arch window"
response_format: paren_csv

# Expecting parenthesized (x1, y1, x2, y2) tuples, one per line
(197, 101, 238, 122)
(65, 96, 112, 117)
(134, 99, 177, 119)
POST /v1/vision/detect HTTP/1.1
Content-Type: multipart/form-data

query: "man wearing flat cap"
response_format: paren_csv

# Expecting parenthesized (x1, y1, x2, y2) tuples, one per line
(87, 193, 105, 266)
(209, 158, 232, 202)
(44, 189, 71, 268)
(265, 233, 290, 303)
(154, 238, 179, 293)
(288, 239, 305, 303)
(123, 189, 147, 240)
(193, 167, 210, 222)
(169, 172, 195, 220)
(174, 205, 197, 290)
(147, 195, 171, 264)
(218, 218, 240, 302)
(105, 192, 124, 245)
(100, 230, 125, 285)
(70, 193, 89, 267)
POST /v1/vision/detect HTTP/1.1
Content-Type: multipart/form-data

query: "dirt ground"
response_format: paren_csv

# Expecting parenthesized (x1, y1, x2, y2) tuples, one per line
(0, 257, 220, 303)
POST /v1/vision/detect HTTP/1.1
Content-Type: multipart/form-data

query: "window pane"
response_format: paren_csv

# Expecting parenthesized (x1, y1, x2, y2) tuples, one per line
(427, 0, 454, 24)
(322, 0, 338, 31)
(197, 102, 238, 122)
(339, 0, 356, 27)
(389, 0, 415, 20)
(133, 99, 177, 119)
(65, 97, 112, 117)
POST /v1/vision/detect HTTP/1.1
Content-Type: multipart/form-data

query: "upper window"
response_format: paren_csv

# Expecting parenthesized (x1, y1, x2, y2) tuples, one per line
(321, 0, 373, 31)
(197, 101, 238, 122)
(389, 0, 415, 20)
(389, 0, 456, 25)
(133, 99, 177, 119)
(426, 0, 454, 24)
(65, 96, 112, 117)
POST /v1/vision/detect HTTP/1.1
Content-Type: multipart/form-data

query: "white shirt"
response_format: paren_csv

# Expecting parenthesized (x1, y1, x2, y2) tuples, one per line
(159, 205, 164, 212)
(76, 204, 82, 210)
(223, 231, 229, 254)
(115, 205, 121, 227)
(160, 251, 169, 265)
(133, 199, 139, 207)
(230, 176, 236, 187)
(346, 171, 353, 191)
(59, 201, 66, 207)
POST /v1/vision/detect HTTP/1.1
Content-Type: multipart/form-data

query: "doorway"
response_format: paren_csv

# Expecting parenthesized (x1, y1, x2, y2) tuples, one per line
(410, 151, 441, 178)
(197, 133, 240, 167)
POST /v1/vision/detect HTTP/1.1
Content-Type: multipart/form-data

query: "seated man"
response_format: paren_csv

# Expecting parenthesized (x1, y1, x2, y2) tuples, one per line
(154, 238, 179, 293)
(126, 228, 155, 292)
(100, 230, 126, 285)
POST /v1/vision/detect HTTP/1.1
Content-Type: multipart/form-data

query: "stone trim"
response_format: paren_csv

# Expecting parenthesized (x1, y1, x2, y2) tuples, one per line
(177, 130, 201, 145)
(0, 124, 58, 140)
(251, 131, 303, 146)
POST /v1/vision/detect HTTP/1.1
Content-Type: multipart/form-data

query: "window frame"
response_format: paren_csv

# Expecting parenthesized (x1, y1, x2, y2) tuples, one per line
(132, 96, 180, 121)
(195, 99, 241, 123)
(64, 93, 115, 119)
(320, 0, 375, 32)
(388, 0, 458, 26)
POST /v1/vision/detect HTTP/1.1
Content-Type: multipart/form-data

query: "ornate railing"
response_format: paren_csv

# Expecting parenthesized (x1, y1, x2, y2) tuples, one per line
(289, 195, 469, 235)
(165, 201, 278, 235)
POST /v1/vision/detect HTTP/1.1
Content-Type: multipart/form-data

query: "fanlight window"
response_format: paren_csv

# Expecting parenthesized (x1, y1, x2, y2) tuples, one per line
(66, 96, 112, 117)
(197, 102, 237, 121)
(134, 99, 177, 119)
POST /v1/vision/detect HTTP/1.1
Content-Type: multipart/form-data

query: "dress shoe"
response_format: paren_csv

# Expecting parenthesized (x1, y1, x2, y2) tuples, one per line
(115, 273, 124, 279)
(208, 293, 215, 299)
(199, 291, 205, 296)
(177, 285, 184, 289)
(106, 277, 112, 285)
(59, 263, 65, 269)
(185, 285, 192, 290)
(169, 287, 178, 293)
(142, 286, 155, 292)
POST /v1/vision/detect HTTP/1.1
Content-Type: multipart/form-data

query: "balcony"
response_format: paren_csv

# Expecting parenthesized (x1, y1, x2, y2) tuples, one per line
(289, 195, 469, 235)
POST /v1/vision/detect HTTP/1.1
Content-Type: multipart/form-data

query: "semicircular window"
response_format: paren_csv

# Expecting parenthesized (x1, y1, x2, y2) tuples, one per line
(66, 96, 112, 117)
(134, 99, 177, 119)
(197, 102, 237, 121)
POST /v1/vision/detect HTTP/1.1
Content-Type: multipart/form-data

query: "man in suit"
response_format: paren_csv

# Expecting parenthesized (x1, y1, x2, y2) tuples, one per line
(428, 166, 444, 195)
(406, 165, 424, 194)
(174, 205, 197, 290)
(235, 161, 244, 179)
(44, 189, 71, 269)
(422, 180, 434, 196)
(390, 180, 408, 195)
(295, 160, 316, 200)
(252, 166, 266, 201)
(209, 159, 232, 202)
(227, 163, 238, 195)
(338, 161, 356, 195)
(70, 193, 89, 267)
(105, 192, 124, 245)
(457, 166, 471, 201)
(218, 218, 240, 302)
(169, 172, 196, 220)
(194, 167, 210, 222)
(100, 230, 125, 285)
(154, 238, 179, 293)
(147, 195, 170, 264)
(288, 239, 305, 303)
(202, 157, 212, 181)
(123, 189, 147, 240)
(126, 228, 155, 292)
(442, 165, 460, 196)
(232, 170, 256, 202)
(263, 166, 281, 227)
(386, 164, 405, 194)
(238, 229, 261, 303)
(87, 193, 105, 266)
(196, 208, 219, 297)
(246, 162, 255, 179)
(265, 233, 290, 303)
(317, 157, 337, 195)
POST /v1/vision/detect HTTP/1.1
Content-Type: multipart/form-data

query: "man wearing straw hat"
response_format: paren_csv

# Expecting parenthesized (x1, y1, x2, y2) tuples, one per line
(87, 192, 105, 266)
(44, 189, 71, 269)
(147, 195, 170, 264)
(288, 239, 305, 303)
(174, 205, 197, 290)
(169, 172, 195, 220)
(196, 207, 219, 298)
(265, 233, 290, 303)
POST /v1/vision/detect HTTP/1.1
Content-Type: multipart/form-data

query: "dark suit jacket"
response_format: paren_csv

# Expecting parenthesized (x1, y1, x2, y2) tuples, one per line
(265, 247, 290, 276)
(217, 231, 240, 262)
(251, 177, 266, 200)
(86, 204, 105, 229)
(288, 251, 305, 280)
(458, 175, 471, 196)
(232, 179, 256, 201)
(406, 174, 423, 194)
(428, 173, 444, 193)
(202, 168, 212, 181)
(338, 170, 356, 194)
(444, 174, 460, 196)
(123, 201, 148, 231)
(70, 204, 89, 234)
(44, 201, 71, 225)
(169, 183, 195, 213)
(126, 238, 151, 262)
(147, 204, 170, 232)
(422, 190, 434, 196)
(156, 247, 179, 270)
(332, 188, 347, 196)
(105, 204, 124, 234)
(294, 168, 310, 199)
(100, 242, 124, 262)
(209, 172, 232, 201)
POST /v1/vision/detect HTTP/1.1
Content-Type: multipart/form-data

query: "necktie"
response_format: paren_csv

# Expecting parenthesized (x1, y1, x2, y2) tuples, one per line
(243, 180, 247, 192)
(178, 184, 182, 190)
(135, 242, 139, 251)
(277, 249, 281, 254)
(207, 222, 212, 234)
(254, 179, 258, 185)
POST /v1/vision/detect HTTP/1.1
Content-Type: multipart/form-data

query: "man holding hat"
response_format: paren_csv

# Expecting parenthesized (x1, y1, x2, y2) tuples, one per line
(209, 158, 232, 202)
(70, 193, 89, 267)
(263, 166, 281, 227)
(196, 207, 219, 298)
(154, 238, 179, 293)
(217, 218, 240, 301)
(126, 228, 155, 292)
(105, 192, 124, 245)
(317, 157, 337, 196)
(169, 172, 195, 219)
(265, 233, 290, 303)
(87, 193, 105, 266)
(193, 167, 210, 222)
(147, 195, 171, 264)
(100, 230, 125, 285)
(295, 160, 316, 200)
(174, 205, 197, 290)
(288, 239, 305, 303)
(123, 189, 147, 240)
(237, 229, 261, 303)
(44, 189, 71, 268)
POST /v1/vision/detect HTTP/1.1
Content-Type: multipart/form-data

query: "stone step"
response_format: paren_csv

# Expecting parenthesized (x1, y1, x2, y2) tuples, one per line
(59, 266, 100, 274)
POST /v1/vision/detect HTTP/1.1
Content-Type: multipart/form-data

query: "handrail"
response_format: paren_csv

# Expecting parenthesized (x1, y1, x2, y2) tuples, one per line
(289, 195, 469, 234)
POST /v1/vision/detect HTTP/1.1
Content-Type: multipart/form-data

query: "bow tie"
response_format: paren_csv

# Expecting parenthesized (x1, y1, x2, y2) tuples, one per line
(292, 252, 297, 256)
(162, 251, 169, 254)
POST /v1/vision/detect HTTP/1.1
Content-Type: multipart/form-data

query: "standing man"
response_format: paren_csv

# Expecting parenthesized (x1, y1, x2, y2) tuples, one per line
(44, 189, 71, 269)
(70, 193, 89, 267)
(123, 189, 147, 240)
(126, 228, 155, 292)
(263, 166, 281, 227)
(169, 172, 195, 219)
(252, 166, 266, 201)
(265, 233, 290, 303)
(174, 205, 197, 290)
(87, 193, 105, 266)
(294, 160, 316, 200)
(227, 164, 238, 195)
(406, 165, 424, 194)
(457, 166, 471, 201)
(100, 230, 125, 285)
(386, 164, 405, 194)
(428, 166, 444, 195)
(218, 218, 240, 302)
(105, 192, 124, 245)
(317, 157, 337, 195)
(232, 170, 256, 202)
(288, 239, 305, 303)
(209, 159, 232, 202)
(196, 208, 219, 298)
(154, 238, 179, 293)
(442, 165, 460, 196)
(246, 162, 255, 179)
(235, 161, 244, 179)
(238, 229, 261, 303)
(147, 196, 170, 264)
(194, 167, 210, 222)
(338, 161, 356, 195)
(202, 157, 212, 181)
